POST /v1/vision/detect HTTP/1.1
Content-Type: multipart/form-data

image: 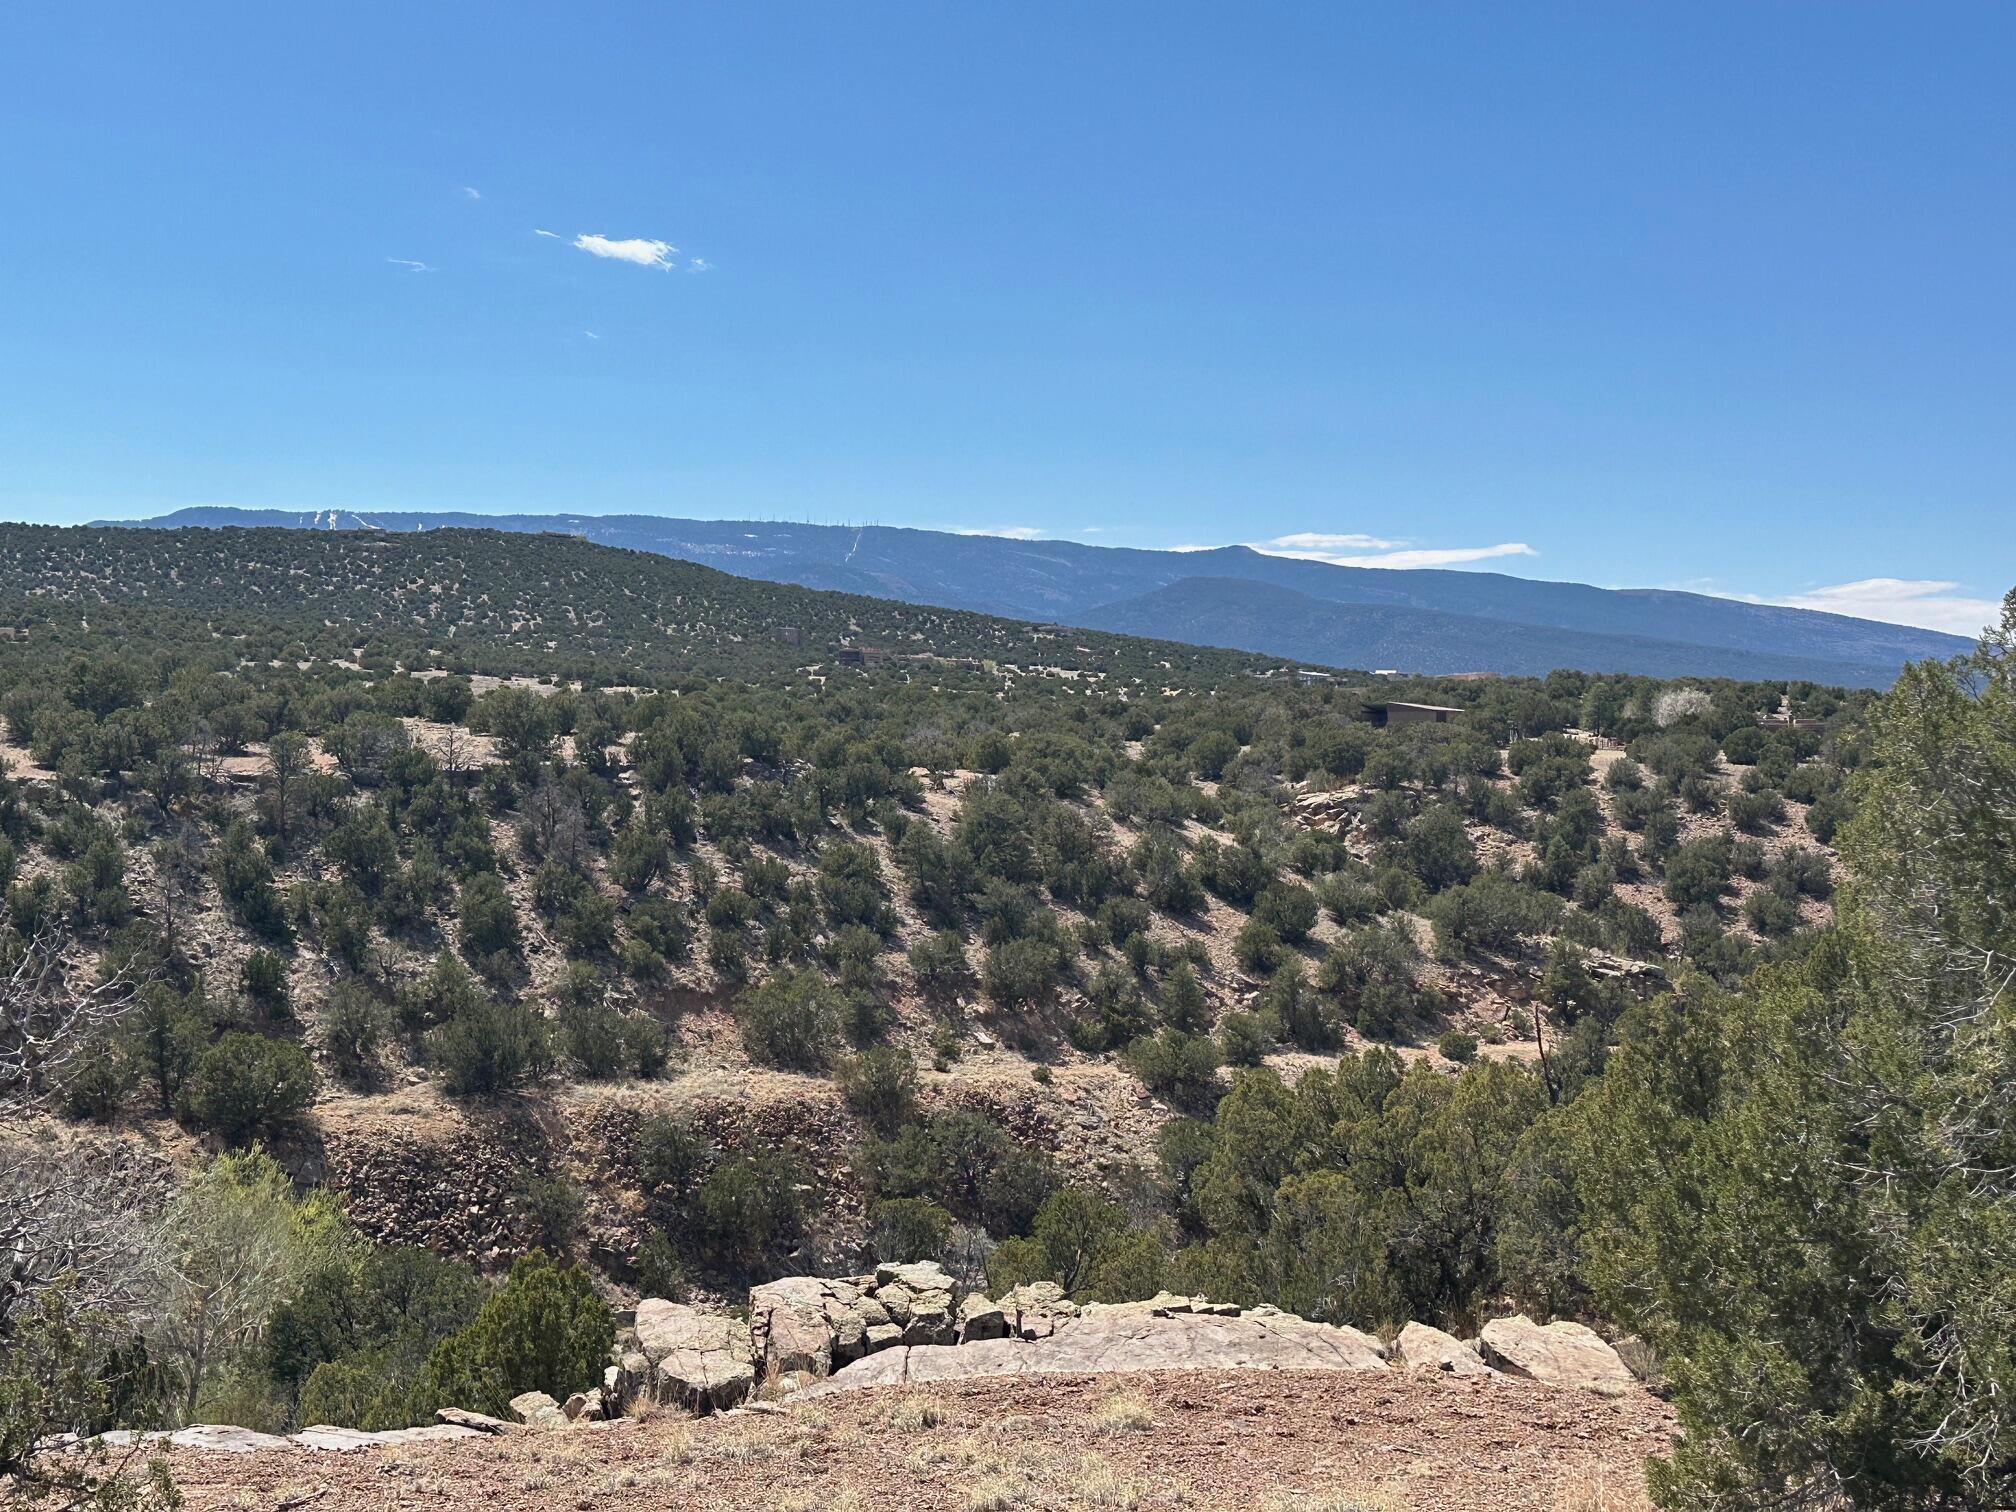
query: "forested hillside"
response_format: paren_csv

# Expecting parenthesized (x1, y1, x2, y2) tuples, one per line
(4, 524, 2009, 1510)
(0, 523, 1263, 687)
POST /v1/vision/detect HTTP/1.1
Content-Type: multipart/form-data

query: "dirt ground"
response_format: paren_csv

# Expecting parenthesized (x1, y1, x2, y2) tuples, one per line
(157, 1369, 1675, 1512)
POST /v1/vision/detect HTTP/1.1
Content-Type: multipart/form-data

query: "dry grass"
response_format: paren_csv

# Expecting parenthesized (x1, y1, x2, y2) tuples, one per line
(966, 1475, 1030, 1511)
(874, 1392, 949, 1432)
(1552, 1466, 1655, 1511)
(1089, 1388, 1155, 1435)
(1077, 1455, 1147, 1507)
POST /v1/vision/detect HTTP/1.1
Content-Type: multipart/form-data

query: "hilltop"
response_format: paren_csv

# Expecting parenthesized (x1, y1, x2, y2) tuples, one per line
(99, 507, 1973, 685)
(0, 522, 1268, 688)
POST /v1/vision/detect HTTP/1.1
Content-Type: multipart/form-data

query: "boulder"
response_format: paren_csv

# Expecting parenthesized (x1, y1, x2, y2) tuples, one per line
(995, 1281, 1078, 1339)
(1478, 1316, 1635, 1391)
(631, 1298, 757, 1412)
(508, 1390, 567, 1429)
(957, 1292, 1008, 1342)
(1395, 1321, 1492, 1377)
(872, 1261, 957, 1345)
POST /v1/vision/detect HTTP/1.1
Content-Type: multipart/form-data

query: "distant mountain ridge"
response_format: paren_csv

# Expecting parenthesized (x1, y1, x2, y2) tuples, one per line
(98, 507, 1972, 685)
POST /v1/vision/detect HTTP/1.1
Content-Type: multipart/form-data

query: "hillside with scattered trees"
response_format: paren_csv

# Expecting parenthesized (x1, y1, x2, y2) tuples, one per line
(3, 525, 2009, 1510)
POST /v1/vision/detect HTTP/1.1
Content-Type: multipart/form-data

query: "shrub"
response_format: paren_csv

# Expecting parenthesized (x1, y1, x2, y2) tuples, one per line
(693, 1152, 809, 1274)
(1233, 918, 1285, 976)
(456, 872, 521, 962)
(1076, 961, 1152, 1052)
(1159, 961, 1211, 1034)
(1127, 1029, 1221, 1105)
(864, 1110, 1057, 1236)
(1425, 873, 1559, 955)
(241, 949, 291, 1015)
(1217, 1012, 1269, 1068)
(429, 998, 552, 1096)
(868, 1197, 954, 1265)
(1437, 1029, 1478, 1063)
(319, 982, 387, 1088)
(982, 936, 1063, 1011)
(514, 1173, 585, 1252)
(413, 1252, 612, 1419)
(840, 1045, 918, 1137)
(735, 968, 840, 1072)
(559, 1001, 626, 1078)
(180, 1032, 320, 1141)
(634, 1231, 685, 1300)
(908, 930, 973, 1004)
(1400, 805, 1478, 893)
(1252, 882, 1319, 943)
(634, 1113, 706, 1204)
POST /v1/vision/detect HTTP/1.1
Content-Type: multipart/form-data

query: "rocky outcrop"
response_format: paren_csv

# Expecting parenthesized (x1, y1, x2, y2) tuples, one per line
(994, 1280, 1079, 1338)
(1396, 1321, 1492, 1377)
(1478, 1315, 1635, 1391)
(747, 1261, 974, 1383)
(625, 1299, 758, 1411)
(797, 1302, 1390, 1397)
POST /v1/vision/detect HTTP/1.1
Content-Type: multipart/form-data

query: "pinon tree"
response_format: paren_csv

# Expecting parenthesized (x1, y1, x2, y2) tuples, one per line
(1570, 590, 2016, 1508)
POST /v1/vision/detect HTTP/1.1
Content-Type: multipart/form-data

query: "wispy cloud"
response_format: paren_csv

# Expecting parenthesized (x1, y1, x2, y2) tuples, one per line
(571, 233, 678, 269)
(1739, 578, 2000, 638)
(581, 330, 601, 341)
(460, 185, 482, 200)
(687, 257, 713, 273)
(1251, 534, 1536, 570)
(386, 257, 436, 273)
(1265, 531, 1405, 553)
(533, 228, 562, 239)
(950, 525, 1045, 540)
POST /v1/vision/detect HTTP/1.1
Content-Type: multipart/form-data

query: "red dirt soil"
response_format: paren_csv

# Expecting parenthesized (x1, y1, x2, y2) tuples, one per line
(156, 1369, 1676, 1511)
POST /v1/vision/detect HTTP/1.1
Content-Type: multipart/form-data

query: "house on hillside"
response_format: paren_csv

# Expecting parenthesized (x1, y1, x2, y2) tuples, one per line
(1365, 701, 1464, 729)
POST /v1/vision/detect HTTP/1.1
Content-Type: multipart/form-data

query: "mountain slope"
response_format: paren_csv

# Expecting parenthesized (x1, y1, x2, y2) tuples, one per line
(0, 523, 1269, 686)
(100, 507, 1974, 684)
(1078, 576, 1921, 682)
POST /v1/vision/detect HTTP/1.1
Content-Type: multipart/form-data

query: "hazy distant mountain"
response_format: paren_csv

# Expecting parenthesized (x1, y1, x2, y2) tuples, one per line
(100, 508, 1971, 685)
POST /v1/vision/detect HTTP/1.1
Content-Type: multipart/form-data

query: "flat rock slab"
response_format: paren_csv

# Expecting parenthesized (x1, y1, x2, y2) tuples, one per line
(292, 1424, 486, 1452)
(99, 1423, 486, 1454)
(797, 1308, 1389, 1398)
(1479, 1316, 1635, 1391)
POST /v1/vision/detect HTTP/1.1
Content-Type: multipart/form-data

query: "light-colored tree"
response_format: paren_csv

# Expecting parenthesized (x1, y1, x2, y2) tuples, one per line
(1, 909, 150, 1339)
(149, 1148, 354, 1420)
(1652, 685, 1713, 728)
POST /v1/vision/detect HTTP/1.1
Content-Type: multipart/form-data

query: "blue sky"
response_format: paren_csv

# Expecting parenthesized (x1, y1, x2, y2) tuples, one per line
(1, 4, 2011, 634)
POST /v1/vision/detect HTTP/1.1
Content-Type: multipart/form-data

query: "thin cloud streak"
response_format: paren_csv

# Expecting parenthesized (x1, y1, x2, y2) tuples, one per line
(1252, 537, 1537, 570)
(1735, 578, 2000, 638)
(386, 258, 436, 273)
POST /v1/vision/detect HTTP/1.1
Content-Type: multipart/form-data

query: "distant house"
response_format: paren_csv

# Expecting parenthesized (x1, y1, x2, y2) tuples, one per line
(1366, 701, 1464, 729)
